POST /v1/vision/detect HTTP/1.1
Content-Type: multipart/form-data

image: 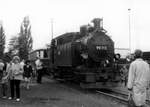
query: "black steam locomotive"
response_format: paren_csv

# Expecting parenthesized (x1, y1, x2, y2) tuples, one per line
(48, 18, 120, 88)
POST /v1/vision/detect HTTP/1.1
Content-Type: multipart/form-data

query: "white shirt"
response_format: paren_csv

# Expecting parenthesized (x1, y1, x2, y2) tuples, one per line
(35, 59, 42, 70)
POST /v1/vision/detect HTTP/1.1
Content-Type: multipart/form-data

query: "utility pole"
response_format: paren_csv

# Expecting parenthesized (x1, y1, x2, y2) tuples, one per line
(50, 18, 54, 64)
(51, 19, 53, 40)
(128, 8, 131, 53)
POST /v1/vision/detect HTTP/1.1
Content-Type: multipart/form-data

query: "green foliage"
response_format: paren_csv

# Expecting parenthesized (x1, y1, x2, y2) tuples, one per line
(3, 52, 12, 62)
(18, 16, 33, 60)
(8, 35, 19, 56)
(0, 25, 5, 59)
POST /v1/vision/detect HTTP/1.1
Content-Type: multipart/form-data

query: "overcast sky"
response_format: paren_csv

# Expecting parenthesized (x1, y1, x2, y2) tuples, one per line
(0, 0, 150, 52)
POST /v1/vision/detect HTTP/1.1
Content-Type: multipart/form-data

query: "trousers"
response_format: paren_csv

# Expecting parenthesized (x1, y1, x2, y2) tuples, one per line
(2, 83, 7, 96)
(10, 80, 21, 98)
(37, 69, 43, 83)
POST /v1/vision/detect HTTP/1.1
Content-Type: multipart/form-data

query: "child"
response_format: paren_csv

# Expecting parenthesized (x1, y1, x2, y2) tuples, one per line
(23, 60, 33, 90)
(1, 70, 8, 98)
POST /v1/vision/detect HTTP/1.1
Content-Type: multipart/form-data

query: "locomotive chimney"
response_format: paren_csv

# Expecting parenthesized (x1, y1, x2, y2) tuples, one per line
(80, 25, 88, 36)
(92, 18, 103, 31)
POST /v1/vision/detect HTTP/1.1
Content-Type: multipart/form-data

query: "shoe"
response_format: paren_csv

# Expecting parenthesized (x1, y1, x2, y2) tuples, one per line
(8, 97, 12, 100)
(2, 96, 7, 99)
(16, 98, 20, 102)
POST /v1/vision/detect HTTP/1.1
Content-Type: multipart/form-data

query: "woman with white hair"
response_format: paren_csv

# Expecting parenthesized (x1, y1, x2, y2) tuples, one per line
(8, 56, 23, 102)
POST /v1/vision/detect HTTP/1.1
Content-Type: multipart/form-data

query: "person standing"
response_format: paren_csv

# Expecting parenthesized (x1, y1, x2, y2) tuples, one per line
(0, 59, 7, 98)
(8, 56, 23, 102)
(0, 59, 5, 82)
(127, 49, 150, 107)
(35, 57, 43, 84)
(2, 62, 13, 98)
(120, 65, 128, 87)
(23, 60, 33, 90)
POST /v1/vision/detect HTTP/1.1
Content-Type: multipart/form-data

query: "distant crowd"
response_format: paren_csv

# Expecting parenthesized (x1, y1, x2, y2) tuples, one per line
(0, 56, 43, 102)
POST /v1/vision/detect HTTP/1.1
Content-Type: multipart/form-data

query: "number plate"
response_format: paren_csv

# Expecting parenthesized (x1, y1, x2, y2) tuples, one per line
(96, 46, 107, 50)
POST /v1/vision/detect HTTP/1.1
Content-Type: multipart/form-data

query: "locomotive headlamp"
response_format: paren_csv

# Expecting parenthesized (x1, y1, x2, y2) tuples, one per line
(115, 54, 121, 60)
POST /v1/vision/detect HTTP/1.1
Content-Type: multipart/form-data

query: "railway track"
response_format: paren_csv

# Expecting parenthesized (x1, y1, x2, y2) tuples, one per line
(96, 89, 150, 106)
(96, 90, 128, 105)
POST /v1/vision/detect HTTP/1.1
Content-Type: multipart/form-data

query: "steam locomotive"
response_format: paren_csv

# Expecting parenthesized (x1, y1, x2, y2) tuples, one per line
(48, 18, 122, 88)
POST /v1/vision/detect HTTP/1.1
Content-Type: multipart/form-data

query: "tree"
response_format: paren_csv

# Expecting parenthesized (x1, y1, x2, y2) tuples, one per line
(0, 22, 5, 59)
(8, 35, 19, 56)
(18, 16, 33, 60)
(3, 52, 12, 62)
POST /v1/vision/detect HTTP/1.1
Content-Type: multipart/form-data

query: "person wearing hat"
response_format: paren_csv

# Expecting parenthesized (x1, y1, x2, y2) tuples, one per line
(8, 56, 23, 102)
(127, 49, 150, 107)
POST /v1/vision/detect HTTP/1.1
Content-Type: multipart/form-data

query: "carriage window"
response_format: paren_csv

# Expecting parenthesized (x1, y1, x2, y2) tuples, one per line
(44, 50, 48, 58)
(55, 39, 57, 46)
(36, 51, 40, 58)
(40, 51, 44, 58)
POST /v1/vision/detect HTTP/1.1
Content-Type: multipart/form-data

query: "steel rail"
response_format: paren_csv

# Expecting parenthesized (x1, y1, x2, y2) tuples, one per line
(96, 90, 150, 106)
(96, 90, 128, 103)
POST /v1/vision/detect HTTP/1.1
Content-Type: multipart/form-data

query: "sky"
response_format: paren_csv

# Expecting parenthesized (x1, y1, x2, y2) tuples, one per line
(0, 0, 150, 52)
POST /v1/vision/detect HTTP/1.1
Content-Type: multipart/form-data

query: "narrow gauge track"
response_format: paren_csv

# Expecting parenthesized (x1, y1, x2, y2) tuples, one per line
(96, 90, 128, 105)
(96, 89, 150, 106)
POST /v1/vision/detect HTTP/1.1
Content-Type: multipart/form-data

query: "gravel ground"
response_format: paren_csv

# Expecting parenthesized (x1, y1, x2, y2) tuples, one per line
(0, 77, 126, 107)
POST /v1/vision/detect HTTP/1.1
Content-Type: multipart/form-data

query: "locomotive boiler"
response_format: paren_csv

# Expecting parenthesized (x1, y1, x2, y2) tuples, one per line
(50, 18, 120, 88)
